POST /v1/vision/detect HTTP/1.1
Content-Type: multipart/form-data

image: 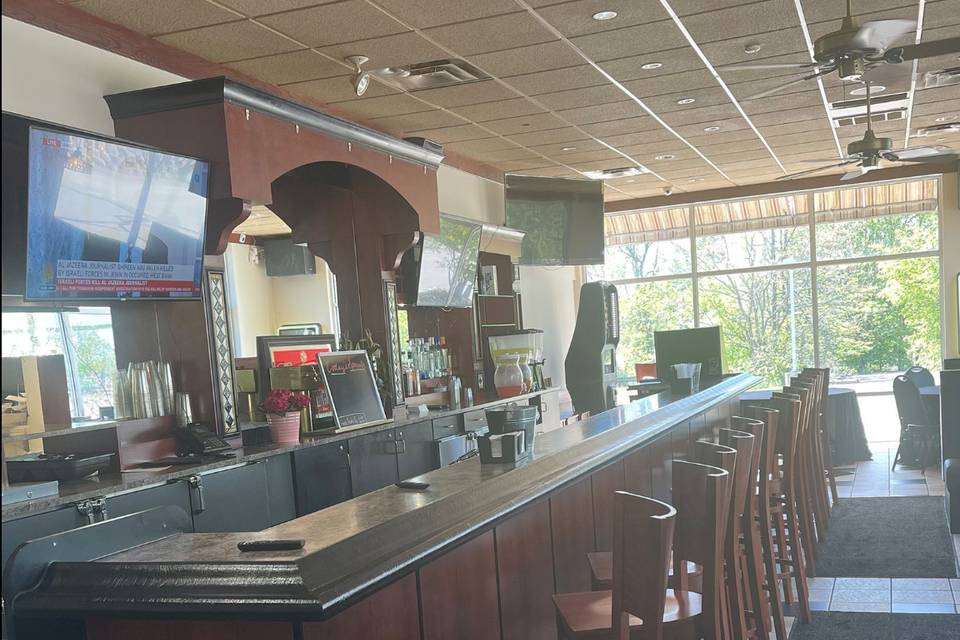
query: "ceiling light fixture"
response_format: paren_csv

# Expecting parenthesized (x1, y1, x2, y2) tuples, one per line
(345, 55, 370, 97)
(654, 154, 676, 160)
(640, 62, 663, 70)
(703, 125, 721, 132)
(850, 84, 885, 96)
(935, 115, 955, 122)
(561, 146, 577, 151)
(677, 97, 696, 105)
(592, 10, 618, 21)
(688, 177, 705, 182)
(744, 42, 762, 54)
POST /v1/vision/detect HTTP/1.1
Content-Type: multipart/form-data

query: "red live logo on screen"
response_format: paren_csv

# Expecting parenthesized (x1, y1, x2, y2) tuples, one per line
(41, 137, 62, 148)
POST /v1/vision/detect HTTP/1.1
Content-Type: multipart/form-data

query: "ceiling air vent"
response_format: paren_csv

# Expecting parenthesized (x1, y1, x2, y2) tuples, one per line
(372, 59, 490, 90)
(583, 166, 648, 180)
(828, 92, 909, 128)
(923, 67, 960, 89)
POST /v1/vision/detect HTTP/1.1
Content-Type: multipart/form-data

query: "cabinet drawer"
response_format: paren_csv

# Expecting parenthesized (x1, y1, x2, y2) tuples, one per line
(432, 415, 462, 440)
(463, 409, 487, 432)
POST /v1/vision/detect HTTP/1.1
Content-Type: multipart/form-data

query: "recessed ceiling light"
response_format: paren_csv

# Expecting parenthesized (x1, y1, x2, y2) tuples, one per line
(640, 62, 663, 70)
(744, 42, 762, 54)
(677, 97, 696, 105)
(688, 177, 705, 182)
(592, 10, 618, 21)
(935, 115, 955, 122)
(520, 123, 531, 127)
(654, 154, 676, 160)
(850, 84, 885, 96)
(703, 125, 721, 132)
(561, 146, 577, 151)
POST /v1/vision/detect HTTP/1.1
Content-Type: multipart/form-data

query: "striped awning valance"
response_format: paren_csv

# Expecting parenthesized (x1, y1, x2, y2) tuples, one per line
(604, 177, 940, 245)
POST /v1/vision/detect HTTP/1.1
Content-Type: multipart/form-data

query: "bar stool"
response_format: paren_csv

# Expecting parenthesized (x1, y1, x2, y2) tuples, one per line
(781, 383, 821, 572)
(767, 393, 812, 623)
(801, 367, 839, 507)
(744, 407, 789, 640)
(553, 461, 729, 640)
(791, 374, 831, 536)
(718, 425, 761, 640)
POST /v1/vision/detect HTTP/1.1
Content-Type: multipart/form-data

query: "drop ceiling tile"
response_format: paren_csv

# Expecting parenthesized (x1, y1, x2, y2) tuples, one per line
(801, 0, 918, 24)
(924, 0, 960, 28)
(327, 93, 434, 119)
(318, 31, 448, 70)
(680, 126, 758, 146)
(71, 0, 240, 36)
(569, 20, 689, 63)
(807, 6, 918, 43)
(227, 49, 347, 84)
(529, 138, 608, 155)
(483, 112, 570, 135)
(717, 156, 785, 171)
(507, 127, 591, 146)
(658, 163, 725, 180)
(666, 0, 758, 17)
(750, 107, 826, 127)
(368, 109, 468, 133)
(445, 137, 522, 154)
(643, 87, 733, 114)
(914, 87, 960, 109)
(423, 12, 556, 55)
(700, 26, 806, 68)
(741, 89, 826, 115)
(156, 21, 301, 62)
(599, 48, 705, 82)
(453, 98, 545, 122)
(406, 123, 494, 143)
(533, 0, 668, 38)
(921, 24, 960, 45)
(259, 1, 408, 47)
(680, 0, 800, 45)
(469, 41, 586, 77)
(474, 147, 545, 162)
(695, 139, 767, 157)
(411, 81, 522, 108)
(718, 54, 818, 87)
(536, 85, 626, 111)
(659, 105, 745, 130)
(580, 116, 660, 138)
(621, 69, 718, 100)
(557, 101, 647, 125)
(496, 159, 559, 171)
(601, 128, 680, 146)
(284, 74, 397, 103)
(570, 158, 637, 172)
(516, 166, 584, 178)
(619, 142, 698, 161)
(914, 96, 960, 117)
(215, 0, 336, 15)
(373, 0, 518, 29)
(546, 149, 623, 164)
(758, 118, 834, 139)
(502, 65, 607, 96)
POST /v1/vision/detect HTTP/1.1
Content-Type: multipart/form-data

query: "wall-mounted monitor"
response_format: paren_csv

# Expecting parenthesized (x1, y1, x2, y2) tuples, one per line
(415, 215, 483, 308)
(504, 174, 604, 266)
(25, 125, 209, 301)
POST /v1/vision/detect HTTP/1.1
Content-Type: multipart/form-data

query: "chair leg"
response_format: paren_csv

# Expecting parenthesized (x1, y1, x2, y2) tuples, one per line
(892, 442, 903, 472)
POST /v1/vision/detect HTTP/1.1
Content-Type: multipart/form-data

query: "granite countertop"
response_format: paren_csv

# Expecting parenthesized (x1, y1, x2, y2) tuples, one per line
(1, 388, 560, 521)
(10, 374, 758, 619)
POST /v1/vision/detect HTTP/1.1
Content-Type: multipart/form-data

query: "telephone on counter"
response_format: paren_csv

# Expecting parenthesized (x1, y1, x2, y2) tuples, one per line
(174, 423, 232, 455)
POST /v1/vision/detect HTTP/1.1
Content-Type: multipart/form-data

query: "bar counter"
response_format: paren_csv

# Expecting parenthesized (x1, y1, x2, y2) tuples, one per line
(7, 374, 758, 639)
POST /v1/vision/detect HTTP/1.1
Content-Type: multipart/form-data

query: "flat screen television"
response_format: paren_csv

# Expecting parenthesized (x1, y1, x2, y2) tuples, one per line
(25, 125, 209, 301)
(504, 173, 604, 266)
(415, 215, 482, 308)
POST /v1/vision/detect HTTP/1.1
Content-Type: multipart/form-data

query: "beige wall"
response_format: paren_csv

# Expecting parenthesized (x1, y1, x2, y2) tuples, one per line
(941, 171, 959, 360)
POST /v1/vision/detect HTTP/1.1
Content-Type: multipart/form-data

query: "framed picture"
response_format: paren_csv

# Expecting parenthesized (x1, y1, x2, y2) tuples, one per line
(256, 334, 336, 400)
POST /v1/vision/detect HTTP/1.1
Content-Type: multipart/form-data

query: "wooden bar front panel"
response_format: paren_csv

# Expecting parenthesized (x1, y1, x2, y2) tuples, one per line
(303, 573, 419, 640)
(419, 530, 501, 640)
(550, 476, 597, 593)
(86, 620, 294, 640)
(591, 460, 626, 552)
(495, 500, 557, 640)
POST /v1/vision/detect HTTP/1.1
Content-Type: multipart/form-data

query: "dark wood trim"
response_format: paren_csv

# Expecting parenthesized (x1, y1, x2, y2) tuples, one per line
(605, 163, 957, 213)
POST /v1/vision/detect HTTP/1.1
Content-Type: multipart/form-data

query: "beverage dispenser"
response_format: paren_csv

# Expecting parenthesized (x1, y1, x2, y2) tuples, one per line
(564, 281, 620, 415)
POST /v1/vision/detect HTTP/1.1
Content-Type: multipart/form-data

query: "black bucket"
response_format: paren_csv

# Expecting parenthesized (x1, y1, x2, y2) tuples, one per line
(486, 404, 538, 451)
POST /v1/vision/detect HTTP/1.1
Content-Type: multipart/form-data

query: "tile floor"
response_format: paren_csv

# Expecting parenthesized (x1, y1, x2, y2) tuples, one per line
(832, 444, 944, 498)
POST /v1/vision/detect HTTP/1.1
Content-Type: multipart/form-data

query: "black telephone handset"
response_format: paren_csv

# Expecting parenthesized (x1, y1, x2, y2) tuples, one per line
(175, 424, 232, 455)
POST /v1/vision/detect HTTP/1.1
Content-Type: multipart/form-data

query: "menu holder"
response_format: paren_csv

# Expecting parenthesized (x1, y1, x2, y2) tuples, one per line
(316, 351, 390, 433)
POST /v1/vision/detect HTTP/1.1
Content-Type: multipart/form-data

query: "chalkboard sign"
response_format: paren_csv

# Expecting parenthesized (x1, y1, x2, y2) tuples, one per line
(316, 351, 389, 432)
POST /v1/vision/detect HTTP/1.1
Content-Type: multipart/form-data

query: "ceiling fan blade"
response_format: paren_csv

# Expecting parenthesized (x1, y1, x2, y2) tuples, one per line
(719, 62, 816, 71)
(888, 146, 952, 161)
(801, 157, 856, 164)
(841, 165, 878, 181)
(852, 20, 916, 52)
(777, 161, 856, 181)
(742, 76, 812, 101)
(899, 36, 960, 61)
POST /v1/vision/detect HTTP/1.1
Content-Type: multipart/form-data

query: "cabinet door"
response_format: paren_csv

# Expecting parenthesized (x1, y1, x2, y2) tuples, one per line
(396, 421, 437, 481)
(292, 442, 353, 516)
(189, 461, 272, 532)
(264, 454, 297, 525)
(105, 481, 192, 523)
(2, 505, 87, 572)
(349, 429, 399, 496)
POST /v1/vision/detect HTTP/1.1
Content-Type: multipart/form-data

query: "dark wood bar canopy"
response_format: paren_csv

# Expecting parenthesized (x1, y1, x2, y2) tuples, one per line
(7, 375, 758, 639)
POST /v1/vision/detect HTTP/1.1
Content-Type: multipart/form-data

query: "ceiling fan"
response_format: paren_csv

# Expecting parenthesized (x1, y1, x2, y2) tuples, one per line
(777, 83, 956, 181)
(720, 0, 960, 100)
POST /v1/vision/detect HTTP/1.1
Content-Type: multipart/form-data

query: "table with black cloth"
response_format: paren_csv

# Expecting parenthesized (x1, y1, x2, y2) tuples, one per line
(739, 386, 872, 465)
(919, 385, 940, 426)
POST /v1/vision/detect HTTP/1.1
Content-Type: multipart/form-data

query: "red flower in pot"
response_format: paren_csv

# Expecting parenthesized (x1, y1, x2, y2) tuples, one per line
(261, 389, 309, 444)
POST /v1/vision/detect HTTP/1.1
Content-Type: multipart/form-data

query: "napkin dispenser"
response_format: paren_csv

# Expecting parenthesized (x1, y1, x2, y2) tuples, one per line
(477, 431, 527, 463)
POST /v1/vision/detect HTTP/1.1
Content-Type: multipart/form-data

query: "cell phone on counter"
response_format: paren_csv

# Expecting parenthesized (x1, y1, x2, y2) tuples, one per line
(396, 480, 430, 491)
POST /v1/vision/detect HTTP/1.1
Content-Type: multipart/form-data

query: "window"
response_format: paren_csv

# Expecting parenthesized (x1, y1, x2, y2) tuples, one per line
(1, 308, 117, 419)
(593, 177, 941, 390)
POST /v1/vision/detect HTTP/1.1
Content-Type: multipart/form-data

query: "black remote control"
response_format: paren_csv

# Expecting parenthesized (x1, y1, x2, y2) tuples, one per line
(237, 539, 305, 552)
(396, 480, 430, 490)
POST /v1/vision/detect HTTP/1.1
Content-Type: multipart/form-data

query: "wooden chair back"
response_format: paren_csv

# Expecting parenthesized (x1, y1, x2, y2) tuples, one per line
(671, 459, 729, 639)
(721, 423, 759, 521)
(610, 492, 676, 640)
(692, 440, 737, 528)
